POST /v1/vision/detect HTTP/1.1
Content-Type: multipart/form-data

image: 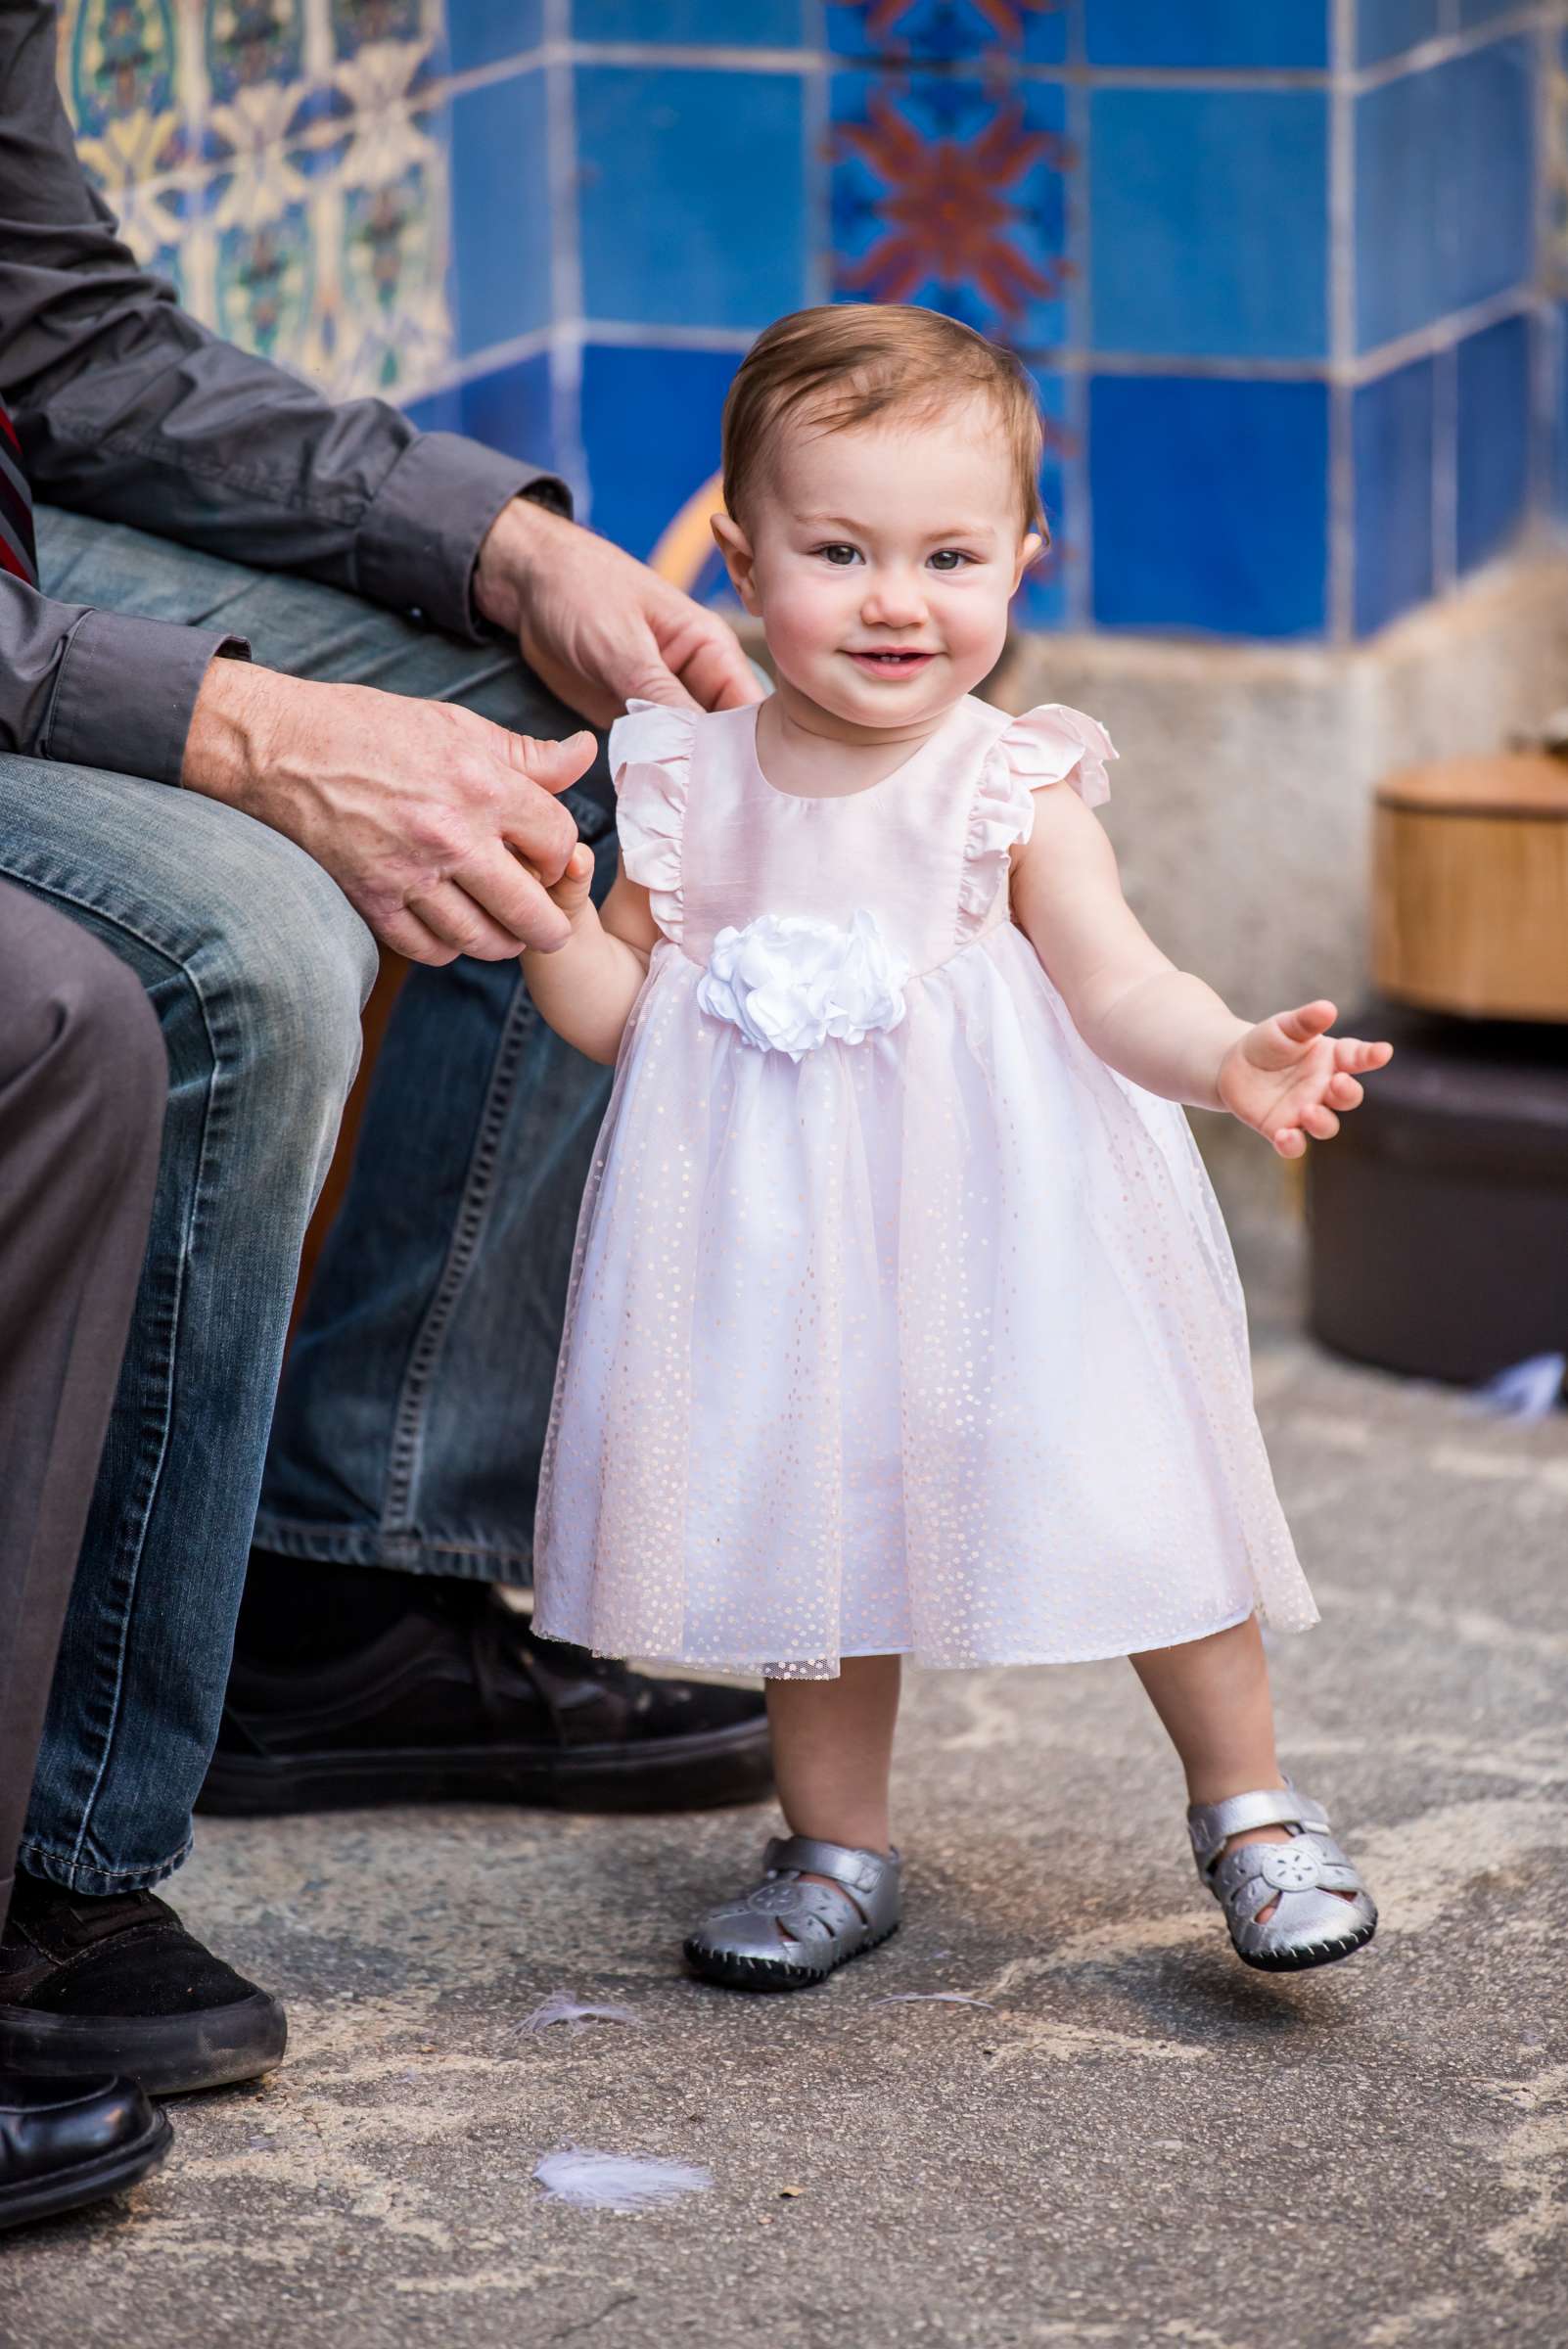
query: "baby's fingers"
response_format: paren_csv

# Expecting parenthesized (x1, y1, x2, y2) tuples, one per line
(1275, 999, 1338, 1047)
(1271, 1125, 1307, 1160)
(1335, 1035, 1394, 1074)
(1300, 1101, 1340, 1142)
(1325, 1071, 1363, 1112)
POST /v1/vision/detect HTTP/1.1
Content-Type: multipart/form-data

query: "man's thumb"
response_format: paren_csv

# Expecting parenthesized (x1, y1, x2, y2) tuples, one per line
(527, 728, 598, 794)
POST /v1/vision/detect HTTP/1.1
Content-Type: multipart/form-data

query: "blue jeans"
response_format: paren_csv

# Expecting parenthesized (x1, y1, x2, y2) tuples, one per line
(3, 509, 615, 1894)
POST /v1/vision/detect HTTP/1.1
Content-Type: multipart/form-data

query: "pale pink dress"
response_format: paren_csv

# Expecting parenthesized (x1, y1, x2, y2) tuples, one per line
(532, 693, 1316, 1679)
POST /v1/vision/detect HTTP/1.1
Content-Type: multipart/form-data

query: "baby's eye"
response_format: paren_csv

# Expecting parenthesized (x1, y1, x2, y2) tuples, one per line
(812, 543, 862, 567)
(928, 549, 976, 573)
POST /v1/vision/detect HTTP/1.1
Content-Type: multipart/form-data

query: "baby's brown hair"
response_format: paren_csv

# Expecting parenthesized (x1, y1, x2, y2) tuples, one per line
(720, 303, 1046, 540)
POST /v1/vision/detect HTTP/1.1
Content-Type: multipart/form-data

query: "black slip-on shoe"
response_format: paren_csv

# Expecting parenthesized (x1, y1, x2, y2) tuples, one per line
(0, 1876, 286, 2098)
(0, 2070, 171, 2231)
(198, 1597, 773, 1817)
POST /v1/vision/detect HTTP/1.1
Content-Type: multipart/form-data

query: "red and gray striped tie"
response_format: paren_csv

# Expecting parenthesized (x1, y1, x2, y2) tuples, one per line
(0, 398, 38, 588)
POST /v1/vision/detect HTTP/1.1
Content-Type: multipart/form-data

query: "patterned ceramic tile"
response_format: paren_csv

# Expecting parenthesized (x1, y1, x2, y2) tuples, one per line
(831, 71, 1073, 345)
(826, 1, 1069, 66)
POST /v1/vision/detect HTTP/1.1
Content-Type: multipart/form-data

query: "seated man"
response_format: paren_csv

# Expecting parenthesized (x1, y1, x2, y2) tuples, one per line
(0, 1, 767, 2099)
(0, 884, 172, 2225)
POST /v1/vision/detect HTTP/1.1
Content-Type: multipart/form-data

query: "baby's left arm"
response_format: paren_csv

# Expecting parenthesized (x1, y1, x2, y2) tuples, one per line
(1010, 785, 1391, 1158)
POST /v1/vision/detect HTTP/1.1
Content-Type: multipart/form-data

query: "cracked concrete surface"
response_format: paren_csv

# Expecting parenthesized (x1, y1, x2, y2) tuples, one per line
(3, 1268, 1566, 2348)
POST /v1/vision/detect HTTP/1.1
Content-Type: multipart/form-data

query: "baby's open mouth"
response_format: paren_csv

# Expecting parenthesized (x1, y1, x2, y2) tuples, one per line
(847, 649, 935, 676)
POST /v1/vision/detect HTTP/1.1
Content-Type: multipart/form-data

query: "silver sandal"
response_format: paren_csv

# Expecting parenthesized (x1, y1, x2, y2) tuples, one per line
(684, 1835, 901, 1992)
(1187, 1783, 1377, 1973)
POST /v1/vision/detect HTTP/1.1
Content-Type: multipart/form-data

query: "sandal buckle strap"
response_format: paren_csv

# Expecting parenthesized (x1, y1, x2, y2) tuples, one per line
(764, 1836, 899, 1900)
(1186, 1783, 1329, 1872)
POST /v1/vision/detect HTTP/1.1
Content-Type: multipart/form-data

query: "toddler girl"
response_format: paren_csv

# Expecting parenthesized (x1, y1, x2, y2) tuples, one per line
(523, 304, 1388, 1989)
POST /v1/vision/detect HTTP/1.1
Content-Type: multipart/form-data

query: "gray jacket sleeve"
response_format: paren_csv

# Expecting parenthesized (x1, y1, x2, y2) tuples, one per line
(0, 0, 568, 786)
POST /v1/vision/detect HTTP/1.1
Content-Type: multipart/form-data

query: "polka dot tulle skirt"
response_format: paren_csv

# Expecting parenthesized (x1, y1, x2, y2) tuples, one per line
(531, 696, 1316, 1679)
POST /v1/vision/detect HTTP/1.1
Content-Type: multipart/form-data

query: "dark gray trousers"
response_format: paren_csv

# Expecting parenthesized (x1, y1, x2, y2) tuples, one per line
(0, 881, 165, 1921)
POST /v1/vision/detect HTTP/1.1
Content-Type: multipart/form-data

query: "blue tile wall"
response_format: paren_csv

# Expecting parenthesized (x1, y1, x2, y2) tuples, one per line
(1357, 0, 1438, 66)
(449, 71, 552, 352)
(1353, 356, 1434, 633)
(56, 0, 1561, 647)
(1084, 1, 1328, 69)
(1088, 376, 1329, 637)
(579, 342, 739, 571)
(576, 66, 807, 328)
(1455, 311, 1532, 573)
(576, 0, 805, 40)
(1089, 89, 1328, 360)
(444, 1, 543, 74)
(1356, 40, 1535, 351)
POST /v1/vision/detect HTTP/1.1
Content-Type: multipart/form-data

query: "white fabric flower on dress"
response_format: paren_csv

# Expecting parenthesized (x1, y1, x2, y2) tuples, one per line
(696, 909, 909, 1061)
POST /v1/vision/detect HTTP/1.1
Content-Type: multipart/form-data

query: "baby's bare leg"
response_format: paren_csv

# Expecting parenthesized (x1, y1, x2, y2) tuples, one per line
(766, 1654, 901, 1852)
(1131, 1614, 1354, 1917)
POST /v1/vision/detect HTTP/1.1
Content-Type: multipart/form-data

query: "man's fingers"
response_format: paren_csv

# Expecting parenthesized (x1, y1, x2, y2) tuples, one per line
(448, 850, 574, 953)
(673, 621, 766, 713)
(404, 880, 540, 961)
(372, 904, 461, 967)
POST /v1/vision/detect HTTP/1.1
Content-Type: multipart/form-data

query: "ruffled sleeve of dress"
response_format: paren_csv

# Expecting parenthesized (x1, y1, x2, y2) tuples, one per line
(958, 702, 1118, 939)
(608, 697, 697, 943)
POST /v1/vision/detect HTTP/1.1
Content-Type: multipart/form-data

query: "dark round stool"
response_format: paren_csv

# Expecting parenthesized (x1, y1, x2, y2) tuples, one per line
(1307, 1000, 1568, 1382)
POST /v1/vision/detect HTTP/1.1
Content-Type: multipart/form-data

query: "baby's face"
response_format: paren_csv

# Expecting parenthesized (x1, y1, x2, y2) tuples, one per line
(719, 395, 1039, 733)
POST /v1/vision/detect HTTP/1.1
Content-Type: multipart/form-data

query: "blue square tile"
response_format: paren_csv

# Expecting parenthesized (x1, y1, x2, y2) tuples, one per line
(1352, 355, 1433, 634)
(832, 72, 1072, 346)
(1084, 1, 1327, 69)
(1557, 304, 1568, 519)
(1089, 89, 1328, 359)
(579, 344, 740, 575)
(1455, 311, 1531, 574)
(1088, 375, 1328, 636)
(404, 351, 555, 471)
(575, 0, 803, 39)
(1356, 42, 1536, 351)
(449, 70, 551, 354)
(1356, 0, 1437, 67)
(827, 1, 1068, 66)
(1457, 0, 1519, 24)
(444, 0, 542, 72)
(576, 67, 806, 328)
(1013, 366, 1071, 626)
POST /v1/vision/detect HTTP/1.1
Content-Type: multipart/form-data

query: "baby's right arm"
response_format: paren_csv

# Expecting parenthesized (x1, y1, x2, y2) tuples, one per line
(520, 851, 658, 1064)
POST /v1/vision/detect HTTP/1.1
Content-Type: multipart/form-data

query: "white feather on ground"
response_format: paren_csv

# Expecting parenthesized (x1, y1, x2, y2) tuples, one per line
(521, 1990, 643, 2034)
(532, 2149, 715, 2211)
(873, 1991, 994, 2007)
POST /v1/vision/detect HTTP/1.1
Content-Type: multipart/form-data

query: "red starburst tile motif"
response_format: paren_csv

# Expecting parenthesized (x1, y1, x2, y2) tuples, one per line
(859, 0, 1059, 48)
(834, 84, 1074, 332)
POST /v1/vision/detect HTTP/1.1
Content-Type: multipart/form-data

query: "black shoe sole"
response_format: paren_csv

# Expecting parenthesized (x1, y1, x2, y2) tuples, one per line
(0, 2107, 173, 2231)
(1239, 1918, 1378, 1973)
(0, 1991, 287, 2099)
(196, 1717, 774, 1818)
(683, 1921, 899, 1993)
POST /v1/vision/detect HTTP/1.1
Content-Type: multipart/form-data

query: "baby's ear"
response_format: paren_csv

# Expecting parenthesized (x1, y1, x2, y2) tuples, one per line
(712, 512, 761, 615)
(1013, 530, 1045, 589)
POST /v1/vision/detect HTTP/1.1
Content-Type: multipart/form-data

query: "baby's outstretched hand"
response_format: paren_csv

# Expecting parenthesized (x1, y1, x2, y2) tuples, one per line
(1218, 1000, 1393, 1159)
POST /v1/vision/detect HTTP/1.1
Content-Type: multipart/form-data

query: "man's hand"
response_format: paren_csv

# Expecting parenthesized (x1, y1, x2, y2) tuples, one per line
(1218, 1000, 1393, 1159)
(473, 496, 763, 725)
(182, 659, 596, 963)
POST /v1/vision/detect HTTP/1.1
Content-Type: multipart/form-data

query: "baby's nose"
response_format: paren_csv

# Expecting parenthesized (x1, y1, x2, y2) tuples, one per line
(861, 572, 928, 626)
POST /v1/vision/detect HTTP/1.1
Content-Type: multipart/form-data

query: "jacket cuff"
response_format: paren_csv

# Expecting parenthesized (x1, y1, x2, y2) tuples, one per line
(354, 431, 573, 642)
(42, 609, 250, 788)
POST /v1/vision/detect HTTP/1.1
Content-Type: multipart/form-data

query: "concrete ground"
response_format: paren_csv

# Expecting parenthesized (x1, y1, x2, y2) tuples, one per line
(5, 1270, 1567, 2348)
